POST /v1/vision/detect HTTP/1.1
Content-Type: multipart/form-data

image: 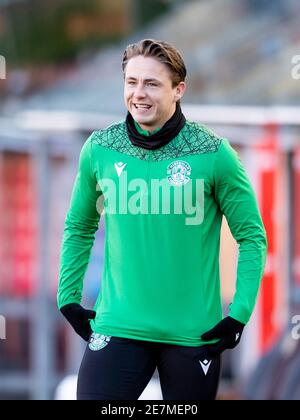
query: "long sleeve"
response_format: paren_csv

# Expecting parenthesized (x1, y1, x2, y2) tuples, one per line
(57, 133, 102, 309)
(214, 139, 268, 324)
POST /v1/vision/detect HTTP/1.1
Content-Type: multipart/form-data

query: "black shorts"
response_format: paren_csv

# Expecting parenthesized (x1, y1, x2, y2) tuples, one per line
(77, 334, 221, 400)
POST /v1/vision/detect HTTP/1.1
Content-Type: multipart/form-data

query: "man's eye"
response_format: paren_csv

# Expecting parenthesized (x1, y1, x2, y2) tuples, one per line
(147, 82, 157, 87)
(127, 81, 135, 85)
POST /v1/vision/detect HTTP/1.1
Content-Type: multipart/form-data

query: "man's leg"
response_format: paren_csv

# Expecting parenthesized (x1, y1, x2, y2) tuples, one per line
(157, 344, 221, 400)
(77, 335, 158, 400)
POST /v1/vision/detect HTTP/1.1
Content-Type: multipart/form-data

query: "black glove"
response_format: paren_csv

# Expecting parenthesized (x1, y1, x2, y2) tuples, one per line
(201, 316, 245, 356)
(60, 303, 96, 341)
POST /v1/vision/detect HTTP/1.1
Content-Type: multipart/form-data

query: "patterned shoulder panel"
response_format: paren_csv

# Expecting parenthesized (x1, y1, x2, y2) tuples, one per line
(91, 120, 223, 161)
(91, 121, 149, 160)
(152, 121, 223, 160)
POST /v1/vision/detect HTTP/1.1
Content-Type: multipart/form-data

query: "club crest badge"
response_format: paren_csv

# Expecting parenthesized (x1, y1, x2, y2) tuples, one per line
(88, 333, 111, 351)
(167, 160, 191, 186)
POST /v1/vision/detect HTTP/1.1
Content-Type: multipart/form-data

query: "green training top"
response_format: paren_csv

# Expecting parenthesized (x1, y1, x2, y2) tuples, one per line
(57, 120, 267, 346)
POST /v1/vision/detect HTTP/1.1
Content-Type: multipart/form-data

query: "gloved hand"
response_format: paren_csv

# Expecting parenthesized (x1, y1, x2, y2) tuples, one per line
(60, 303, 96, 341)
(201, 316, 245, 356)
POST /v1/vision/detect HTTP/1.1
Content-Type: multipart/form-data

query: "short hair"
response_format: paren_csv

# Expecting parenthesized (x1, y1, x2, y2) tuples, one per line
(122, 39, 186, 87)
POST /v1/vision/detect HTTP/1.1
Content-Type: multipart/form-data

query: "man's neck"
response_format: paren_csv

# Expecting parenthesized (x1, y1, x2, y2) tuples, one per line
(134, 121, 161, 136)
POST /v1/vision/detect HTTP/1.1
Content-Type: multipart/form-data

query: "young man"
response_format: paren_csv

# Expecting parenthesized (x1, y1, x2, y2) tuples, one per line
(57, 39, 267, 400)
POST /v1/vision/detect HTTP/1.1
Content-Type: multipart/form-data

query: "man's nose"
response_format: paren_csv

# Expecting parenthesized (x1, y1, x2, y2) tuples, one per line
(133, 84, 146, 98)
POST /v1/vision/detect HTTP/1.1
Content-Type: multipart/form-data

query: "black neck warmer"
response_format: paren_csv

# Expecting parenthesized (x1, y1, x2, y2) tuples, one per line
(126, 102, 186, 150)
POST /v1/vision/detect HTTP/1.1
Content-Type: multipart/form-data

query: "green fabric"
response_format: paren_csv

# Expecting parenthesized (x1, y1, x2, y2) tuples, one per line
(134, 120, 161, 136)
(57, 121, 267, 346)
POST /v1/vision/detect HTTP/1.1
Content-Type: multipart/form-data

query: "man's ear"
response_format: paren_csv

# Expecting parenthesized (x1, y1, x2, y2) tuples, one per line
(174, 81, 186, 102)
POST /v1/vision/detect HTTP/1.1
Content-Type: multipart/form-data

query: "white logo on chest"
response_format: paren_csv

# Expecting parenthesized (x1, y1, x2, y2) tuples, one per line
(114, 162, 127, 177)
(167, 160, 191, 186)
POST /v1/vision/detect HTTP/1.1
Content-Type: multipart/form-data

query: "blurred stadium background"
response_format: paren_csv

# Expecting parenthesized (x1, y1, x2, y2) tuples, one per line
(1, 0, 300, 400)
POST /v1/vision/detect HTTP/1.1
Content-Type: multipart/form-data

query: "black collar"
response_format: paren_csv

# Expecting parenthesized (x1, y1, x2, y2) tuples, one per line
(126, 103, 186, 150)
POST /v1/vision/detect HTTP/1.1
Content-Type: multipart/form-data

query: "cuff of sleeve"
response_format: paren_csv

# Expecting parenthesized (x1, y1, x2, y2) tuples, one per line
(57, 298, 81, 311)
(228, 305, 249, 325)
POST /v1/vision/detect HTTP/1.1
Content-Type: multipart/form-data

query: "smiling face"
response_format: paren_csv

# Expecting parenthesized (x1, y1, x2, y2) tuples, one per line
(124, 55, 186, 132)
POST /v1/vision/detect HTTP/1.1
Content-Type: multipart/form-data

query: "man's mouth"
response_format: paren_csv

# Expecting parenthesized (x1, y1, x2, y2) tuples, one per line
(133, 104, 152, 110)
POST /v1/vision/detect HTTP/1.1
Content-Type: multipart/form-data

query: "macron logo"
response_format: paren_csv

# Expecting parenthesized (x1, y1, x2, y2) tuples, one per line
(199, 359, 212, 376)
(114, 162, 127, 177)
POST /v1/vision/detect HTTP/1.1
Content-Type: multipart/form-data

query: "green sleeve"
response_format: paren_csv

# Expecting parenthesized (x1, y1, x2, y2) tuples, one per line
(57, 133, 102, 309)
(214, 139, 268, 324)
